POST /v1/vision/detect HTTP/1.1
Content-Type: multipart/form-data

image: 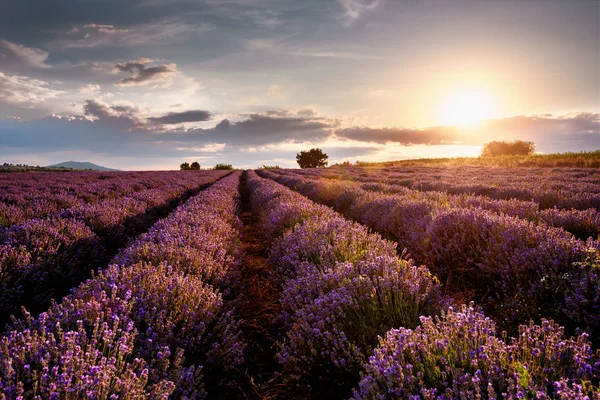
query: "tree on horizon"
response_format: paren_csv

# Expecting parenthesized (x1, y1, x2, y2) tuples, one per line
(296, 148, 328, 168)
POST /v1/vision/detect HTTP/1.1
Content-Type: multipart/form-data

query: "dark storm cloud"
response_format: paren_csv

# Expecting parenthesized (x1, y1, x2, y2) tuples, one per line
(113, 58, 177, 87)
(148, 110, 212, 124)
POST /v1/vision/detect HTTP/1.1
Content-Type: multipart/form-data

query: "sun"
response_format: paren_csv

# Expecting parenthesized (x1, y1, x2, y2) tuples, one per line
(440, 89, 496, 127)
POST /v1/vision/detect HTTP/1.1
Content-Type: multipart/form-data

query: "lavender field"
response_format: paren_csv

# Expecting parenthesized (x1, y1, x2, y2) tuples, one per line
(0, 167, 599, 399)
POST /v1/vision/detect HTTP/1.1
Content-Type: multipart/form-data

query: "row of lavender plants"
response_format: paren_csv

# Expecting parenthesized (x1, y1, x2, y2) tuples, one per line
(0, 171, 206, 227)
(246, 170, 445, 396)
(0, 171, 228, 325)
(59, 171, 228, 249)
(309, 165, 600, 210)
(0, 171, 245, 399)
(259, 169, 600, 344)
(248, 171, 599, 398)
(292, 168, 600, 240)
(354, 305, 599, 399)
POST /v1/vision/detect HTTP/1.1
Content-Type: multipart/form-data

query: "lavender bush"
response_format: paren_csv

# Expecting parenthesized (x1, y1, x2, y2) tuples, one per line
(0, 171, 229, 323)
(354, 304, 599, 399)
(262, 169, 600, 338)
(247, 171, 445, 396)
(0, 217, 103, 321)
(0, 171, 245, 399)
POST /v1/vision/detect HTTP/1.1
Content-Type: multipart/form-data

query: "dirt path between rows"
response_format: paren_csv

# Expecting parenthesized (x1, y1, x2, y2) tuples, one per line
(231, 171, 284, 399)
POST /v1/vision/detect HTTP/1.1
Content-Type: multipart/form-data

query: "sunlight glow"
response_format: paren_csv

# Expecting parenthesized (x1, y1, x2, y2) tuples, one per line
(440, 90, 497, 127)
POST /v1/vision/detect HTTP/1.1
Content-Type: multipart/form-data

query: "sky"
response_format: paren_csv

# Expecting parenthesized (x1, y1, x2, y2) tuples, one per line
(0, 0, 598, 170)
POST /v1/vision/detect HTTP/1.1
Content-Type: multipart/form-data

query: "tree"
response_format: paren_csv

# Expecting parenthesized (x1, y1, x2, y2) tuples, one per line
(214, 163, 234, 170)
(481, 140, 535, 157)
(190, 161, 201, 170)
(296, 148, 328, 168)
(180, 162, 191, 170)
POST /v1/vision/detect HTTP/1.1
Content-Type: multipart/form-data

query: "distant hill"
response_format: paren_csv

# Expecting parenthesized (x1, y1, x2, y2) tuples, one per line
(46, 161, 120, 171)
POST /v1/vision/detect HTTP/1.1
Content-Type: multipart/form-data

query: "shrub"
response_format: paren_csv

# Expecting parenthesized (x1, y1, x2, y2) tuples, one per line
(279, 258, 444, 394)
(214, 164, 234, 170)
(353, 305, 599, 399)
(481, 140, 535, 157)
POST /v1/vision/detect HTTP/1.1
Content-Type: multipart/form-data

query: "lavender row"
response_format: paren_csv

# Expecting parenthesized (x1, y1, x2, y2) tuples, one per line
(0, 171, 222, 227)
(0, 171, 156, 227)
(354, 304, 599, 399)
(247, 170, 446, 396)
(248, 171, 599, 398)
(0, 171, 228, 324)
(59, 172, 228, 249)
(259, 170, 600, 342)
(358, 180, 600, 240)
(0, 171, 245, 399)
(302, 165, 600, 210)
(283, 169, 600, 240)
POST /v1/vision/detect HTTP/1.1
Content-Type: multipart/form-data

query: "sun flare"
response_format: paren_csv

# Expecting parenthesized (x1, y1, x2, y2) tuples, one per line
(440, 90, 496, 127)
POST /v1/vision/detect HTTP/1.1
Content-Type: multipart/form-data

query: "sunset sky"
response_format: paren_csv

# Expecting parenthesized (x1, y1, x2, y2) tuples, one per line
(1, 0, 598, 169)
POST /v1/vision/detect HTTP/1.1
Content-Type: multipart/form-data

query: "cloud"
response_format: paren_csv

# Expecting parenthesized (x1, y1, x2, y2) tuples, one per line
(297, 108, 318, 118)
(245, 37, 381, 60)
(79, 84, 101, 94)
(334, 113, 600, 150)
(242, 9, 283, 28)
(337, 0, 381, 26)
(0, 39, 50, 69)
(0, 72, 66, 104)
(81, 99, 209, 130)
(141, 0, 284, 28)
(82, 24, 129, 34)
(113, 58, 178, 87)
(148, 110, 212, 124)
(82, 99, 146, 130)
(161, 111, 333, 146)
(3, 108, 598, 168)
(474, 113, 600, 151)
(479, 113, 600, 138)
(60, 20, 215, 48)
(335, 125, 461, 145)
